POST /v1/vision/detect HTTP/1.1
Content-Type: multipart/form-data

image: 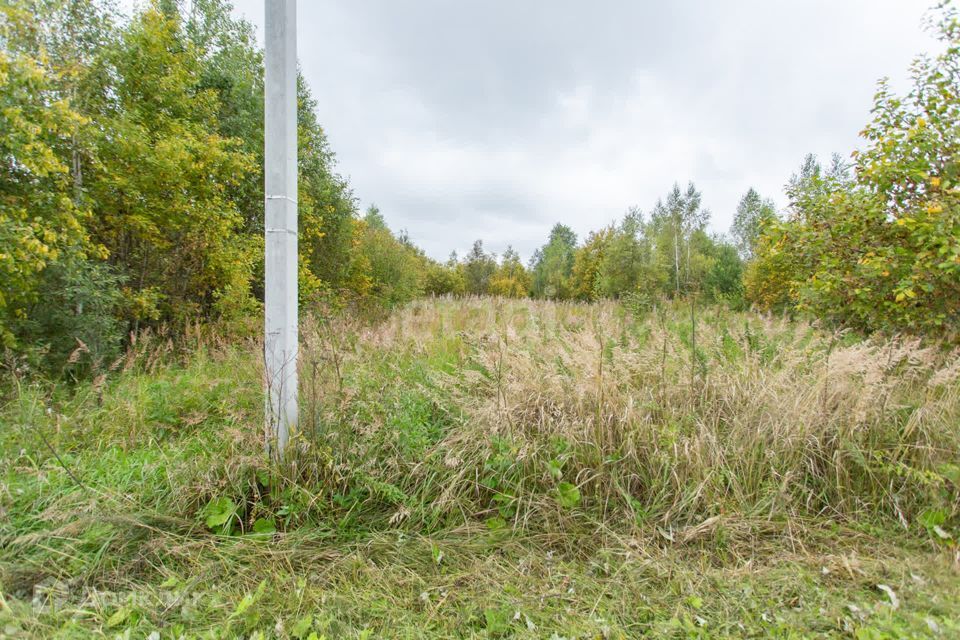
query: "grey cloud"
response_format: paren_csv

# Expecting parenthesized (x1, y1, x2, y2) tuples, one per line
(229, 0, 937, 260)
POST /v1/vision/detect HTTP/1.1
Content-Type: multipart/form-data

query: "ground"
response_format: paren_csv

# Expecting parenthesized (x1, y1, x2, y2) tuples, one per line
(1, 298, 958, 638)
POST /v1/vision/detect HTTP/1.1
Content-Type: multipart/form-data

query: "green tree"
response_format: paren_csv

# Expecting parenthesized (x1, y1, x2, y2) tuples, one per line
(489, 246, 531, 298)
(183, 0, 358, 299)
(0, 2, 98, 347)
(598, 208, 651, 297)
(462, 240, 497, 295)
(731, 188, 776, 260)
(747, 3, 960, 334)
(703, 238, 744, 305)
(530, 224, 577, 299)
(649, 183, 710, 297)
(87, 5, 256, 326)
(0, 0, 405, 372)
(570, 227, 611, 301)
(423, 254, 466, 296)
(354, 206, 424, 307)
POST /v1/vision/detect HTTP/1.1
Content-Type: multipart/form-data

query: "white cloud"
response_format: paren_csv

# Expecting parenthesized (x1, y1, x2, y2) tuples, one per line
(221, 0, 940, 260)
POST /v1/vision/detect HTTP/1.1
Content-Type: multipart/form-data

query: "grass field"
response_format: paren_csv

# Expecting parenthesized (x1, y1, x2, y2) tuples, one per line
(1, 297, 958, 639)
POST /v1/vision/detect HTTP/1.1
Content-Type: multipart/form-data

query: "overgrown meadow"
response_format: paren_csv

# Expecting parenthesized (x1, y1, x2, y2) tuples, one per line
(2, 298, 958, 638)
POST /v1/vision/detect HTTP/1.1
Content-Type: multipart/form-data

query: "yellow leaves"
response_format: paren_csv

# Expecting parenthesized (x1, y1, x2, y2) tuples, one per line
(122, 286, 163, 322)
(929, 176, 941, 188)
(881, 271, 890, 277)
(93, 244, 110, 260)
(926, 202, 943, 215)
(917, 117, 927, 128)
(895, 289, 917, 303)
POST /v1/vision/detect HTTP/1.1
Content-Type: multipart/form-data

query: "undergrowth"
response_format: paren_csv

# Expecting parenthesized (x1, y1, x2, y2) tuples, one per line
(1, 298, 958, 638)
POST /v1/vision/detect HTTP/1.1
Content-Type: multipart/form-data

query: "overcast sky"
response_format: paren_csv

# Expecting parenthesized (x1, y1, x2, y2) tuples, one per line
(226, 1, 937, 260)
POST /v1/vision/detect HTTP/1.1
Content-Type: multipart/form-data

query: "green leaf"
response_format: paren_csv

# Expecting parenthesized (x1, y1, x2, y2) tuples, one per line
(159, 575, 179, 589)
(233, 592, 255, 617)
(556, 481, 581, 509)
(546, 459, 564, 480)
(919, 509, 946, 529)
(290, 615, 313, 639)
(939, 464, 960, 485)
(106, 606, 130, 629)
(251, 517, 276, 535)
(204, 497, 237, 529)
(484, 607, 512, 635)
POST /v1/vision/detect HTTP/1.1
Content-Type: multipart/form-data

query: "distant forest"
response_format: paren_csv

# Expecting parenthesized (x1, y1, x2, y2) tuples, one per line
(2, 0, 959, 375)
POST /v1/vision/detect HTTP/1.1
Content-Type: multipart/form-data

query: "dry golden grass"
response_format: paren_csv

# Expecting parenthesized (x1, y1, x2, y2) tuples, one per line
(2, 297, 959, 637)
(294, 297, 960, 539)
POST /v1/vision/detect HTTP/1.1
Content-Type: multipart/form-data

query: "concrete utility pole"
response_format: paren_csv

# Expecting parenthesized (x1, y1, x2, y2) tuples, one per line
(264, 0, 298, 458)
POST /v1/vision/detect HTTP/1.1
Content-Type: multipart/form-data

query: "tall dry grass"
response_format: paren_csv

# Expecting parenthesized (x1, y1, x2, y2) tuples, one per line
(296, 297, 960, 539)
(3, 296, 958, 633)
(8, 295, 955, 553)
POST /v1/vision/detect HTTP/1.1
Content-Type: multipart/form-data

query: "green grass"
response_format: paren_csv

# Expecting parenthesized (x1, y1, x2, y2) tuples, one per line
(1, 298, 958, 638)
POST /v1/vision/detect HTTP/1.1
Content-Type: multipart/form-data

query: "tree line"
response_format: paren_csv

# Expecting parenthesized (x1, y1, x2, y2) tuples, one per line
(2, 0, 958, 377)
(422, 182, 752, 311)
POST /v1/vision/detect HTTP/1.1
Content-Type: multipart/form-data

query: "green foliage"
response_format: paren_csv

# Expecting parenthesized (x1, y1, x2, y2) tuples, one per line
(530, 223, 577, 299)
(746, 5, 960, 334)
(423, 256, 466, 296)
(88, 6, 255, 325)
(563, 188, 744, 306)
(650, 183, 710, 297)
(0, 3, 96, 348)
(293, 77, 359, 301)
(597, 208, 652, 298)
(20, 254, 126, 375)
(354, 207, 425, 307)
(555, 481, 581, 509)
(743, 215, 799, 312)
(1, 0, 432, 374)
(462, 240, 498, 295)
(703, 239, 745, 305)
(569, 227, 610, 301)
(488, 246, 531, 297)
(203, 496, 239, 533)
(732, 188, 777, 260)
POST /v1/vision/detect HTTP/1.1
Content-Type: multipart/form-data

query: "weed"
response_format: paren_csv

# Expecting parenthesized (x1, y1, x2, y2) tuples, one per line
(1, 298, 958, 637)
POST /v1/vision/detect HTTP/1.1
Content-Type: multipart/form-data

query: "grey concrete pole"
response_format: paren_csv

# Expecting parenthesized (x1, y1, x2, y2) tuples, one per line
(264, 0, 298, 458)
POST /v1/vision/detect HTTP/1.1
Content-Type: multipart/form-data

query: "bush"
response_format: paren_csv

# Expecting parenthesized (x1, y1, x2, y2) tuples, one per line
(423, 262, 465, 296)
(745, 7, 960, 334)
(19, 256, 126, 377)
